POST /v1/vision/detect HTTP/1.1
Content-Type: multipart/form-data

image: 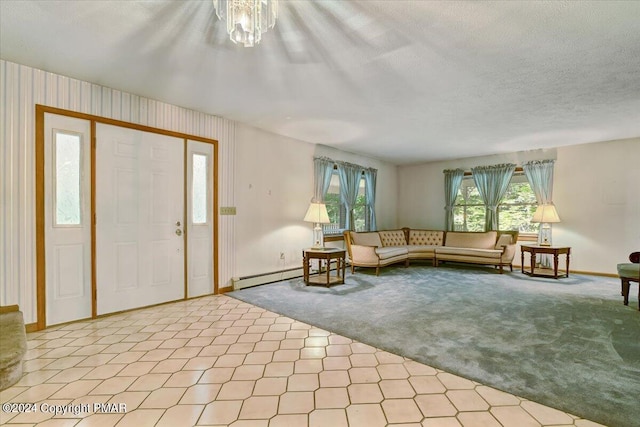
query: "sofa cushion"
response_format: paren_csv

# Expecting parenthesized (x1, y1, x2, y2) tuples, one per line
(436, 247, 503, 259)
(617, 263, 640, 279)
(379, 230, 407, 247)
(445, 231, 497, 249)
(351, 232, 382, 248)
(406, 245, 439, 254)
(375, 246, 409, 260)
(408, 230, 444, 246)
(0, 309, 27, 391)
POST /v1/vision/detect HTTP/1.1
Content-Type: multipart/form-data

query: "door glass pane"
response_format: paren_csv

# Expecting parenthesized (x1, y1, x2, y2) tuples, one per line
(192, 154, 208, 224)
(55, 131, 82, 225)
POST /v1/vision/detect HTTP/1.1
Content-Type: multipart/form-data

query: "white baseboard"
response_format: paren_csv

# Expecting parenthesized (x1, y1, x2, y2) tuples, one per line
(232, 268, 304, 290)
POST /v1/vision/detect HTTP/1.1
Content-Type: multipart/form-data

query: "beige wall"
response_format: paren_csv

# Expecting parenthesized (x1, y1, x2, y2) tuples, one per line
(397, 139, 640, 274)
(553, 138, 640, 274)
(0, 60, 398, 322)
(234, 123, 398, 278)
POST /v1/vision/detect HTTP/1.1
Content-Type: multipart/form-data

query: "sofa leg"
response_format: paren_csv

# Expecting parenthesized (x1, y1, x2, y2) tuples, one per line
(510, 264, 513, 272)
(405, 259, 409, 268)
(376, 266, 380, 276)
(499, 265, 503, 274)
(351, 265, 355, 274)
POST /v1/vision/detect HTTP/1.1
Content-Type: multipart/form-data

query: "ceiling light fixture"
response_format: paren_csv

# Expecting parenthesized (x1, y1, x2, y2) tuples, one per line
(213, 0, 278, 47)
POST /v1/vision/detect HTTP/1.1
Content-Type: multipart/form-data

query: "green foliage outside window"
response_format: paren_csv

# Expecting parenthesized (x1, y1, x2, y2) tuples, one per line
(324, 192, 341, 226)
(324, 173, 368, 232)
(353, 194, 367, 232)
(499, 182, 539, 233)
(453, 182, 485, 231)
(454, 177, 539, 233)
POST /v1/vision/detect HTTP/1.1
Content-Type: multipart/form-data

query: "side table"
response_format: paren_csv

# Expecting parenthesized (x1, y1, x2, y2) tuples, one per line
(303, 248, 346, 287)
(521, 245, 571, 279)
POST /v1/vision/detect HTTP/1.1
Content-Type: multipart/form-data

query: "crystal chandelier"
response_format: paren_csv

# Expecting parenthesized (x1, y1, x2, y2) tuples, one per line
(213, 0, 278, 47)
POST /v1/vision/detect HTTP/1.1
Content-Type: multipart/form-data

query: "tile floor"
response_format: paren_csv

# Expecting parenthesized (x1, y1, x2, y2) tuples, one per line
(0, 295, 605, 427)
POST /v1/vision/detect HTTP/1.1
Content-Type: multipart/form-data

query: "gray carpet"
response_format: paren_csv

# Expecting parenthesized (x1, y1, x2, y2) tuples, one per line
(228, 264, 640, 427)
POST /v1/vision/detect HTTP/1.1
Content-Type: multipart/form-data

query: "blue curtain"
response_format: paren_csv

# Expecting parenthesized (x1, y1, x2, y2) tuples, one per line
(443, 169, 465, 231)
(313, 157, 334, 202)
(524, 159, 555, 263)
(363, 168, 377, 231)
(523, 160, 555, 206)
(336, 162, 362, 231)
(471, 163, 516, 231)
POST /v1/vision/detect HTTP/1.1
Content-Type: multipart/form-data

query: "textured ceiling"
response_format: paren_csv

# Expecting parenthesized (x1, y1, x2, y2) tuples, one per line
(1, 0, 640, 164)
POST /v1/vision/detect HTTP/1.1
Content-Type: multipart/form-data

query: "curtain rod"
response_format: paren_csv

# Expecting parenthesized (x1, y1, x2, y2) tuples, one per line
(463, 166, 523, 177)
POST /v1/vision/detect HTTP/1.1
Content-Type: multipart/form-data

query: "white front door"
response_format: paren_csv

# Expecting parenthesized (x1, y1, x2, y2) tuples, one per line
(44, 114, 92, 325)
(187, 140, 215, 297)
(95, 123, 185, 315)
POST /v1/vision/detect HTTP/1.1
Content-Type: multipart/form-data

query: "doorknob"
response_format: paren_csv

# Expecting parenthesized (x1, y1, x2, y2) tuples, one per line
(175, 229, 182, 236)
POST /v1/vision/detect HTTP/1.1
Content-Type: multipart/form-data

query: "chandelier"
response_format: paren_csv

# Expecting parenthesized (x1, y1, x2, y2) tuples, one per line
(213, 0, 278, 47)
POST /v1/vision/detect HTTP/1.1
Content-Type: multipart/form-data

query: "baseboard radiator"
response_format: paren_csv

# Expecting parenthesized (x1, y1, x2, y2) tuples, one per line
(232, 267, 304, 290)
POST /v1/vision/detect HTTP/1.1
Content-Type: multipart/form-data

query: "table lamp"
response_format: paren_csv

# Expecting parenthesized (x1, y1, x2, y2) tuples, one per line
(303, 201, 330, 249)
(531, 203, 561, 246)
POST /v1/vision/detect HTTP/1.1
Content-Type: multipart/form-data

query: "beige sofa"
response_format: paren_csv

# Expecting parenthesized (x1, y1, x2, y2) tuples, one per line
(344, 228, 518, 275)
(435, 230, 518, 273)
(343, 230, 410, 276)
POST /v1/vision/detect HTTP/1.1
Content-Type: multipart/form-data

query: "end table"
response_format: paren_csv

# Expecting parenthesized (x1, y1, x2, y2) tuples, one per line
(303, 248, 346, 287)
(521, 245, 571, 279)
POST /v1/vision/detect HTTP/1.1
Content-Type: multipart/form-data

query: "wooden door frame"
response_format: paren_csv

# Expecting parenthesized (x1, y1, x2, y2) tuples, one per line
(35, 105, 219, 331)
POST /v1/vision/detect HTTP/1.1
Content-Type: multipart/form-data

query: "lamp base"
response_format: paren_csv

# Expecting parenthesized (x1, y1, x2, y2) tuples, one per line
(311, 224, 324, 250)
(539, 224, 552, 247)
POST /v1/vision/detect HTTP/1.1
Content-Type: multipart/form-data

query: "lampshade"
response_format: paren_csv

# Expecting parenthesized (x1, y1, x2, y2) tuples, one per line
(531, 204, 561, 223)
(303, 202, 330, 224)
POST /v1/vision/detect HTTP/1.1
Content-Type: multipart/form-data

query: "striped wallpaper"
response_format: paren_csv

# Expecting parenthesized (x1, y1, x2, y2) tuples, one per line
(0, 60, 237, 324)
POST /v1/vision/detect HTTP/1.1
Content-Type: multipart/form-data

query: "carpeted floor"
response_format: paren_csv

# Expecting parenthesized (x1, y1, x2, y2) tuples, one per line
(228, 264, 640, 427)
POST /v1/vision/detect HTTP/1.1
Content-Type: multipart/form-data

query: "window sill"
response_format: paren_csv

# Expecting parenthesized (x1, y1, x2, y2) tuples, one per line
(517, 234, 538, 242)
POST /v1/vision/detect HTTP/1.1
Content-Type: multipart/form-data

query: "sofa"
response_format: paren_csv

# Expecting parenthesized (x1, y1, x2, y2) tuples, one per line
(343, 228, 518, 275)
(0, 305, 27, 391)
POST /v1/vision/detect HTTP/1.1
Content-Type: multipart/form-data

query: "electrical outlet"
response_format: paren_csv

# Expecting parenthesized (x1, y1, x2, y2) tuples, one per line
(279, 252, 285, 260)
(220, 206, 236, 215)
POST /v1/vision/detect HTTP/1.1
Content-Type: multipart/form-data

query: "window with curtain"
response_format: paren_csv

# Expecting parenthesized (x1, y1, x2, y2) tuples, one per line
(324, 171, 369, 232)
(454, 173, 538, 234)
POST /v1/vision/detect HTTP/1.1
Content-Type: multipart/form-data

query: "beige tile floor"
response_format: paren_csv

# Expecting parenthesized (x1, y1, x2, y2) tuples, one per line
(0, 295, 606, 427)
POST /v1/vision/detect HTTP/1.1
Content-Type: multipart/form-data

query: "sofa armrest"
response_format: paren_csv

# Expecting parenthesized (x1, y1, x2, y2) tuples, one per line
(350, 245, 380, 264)
(500, 243, 517, 263)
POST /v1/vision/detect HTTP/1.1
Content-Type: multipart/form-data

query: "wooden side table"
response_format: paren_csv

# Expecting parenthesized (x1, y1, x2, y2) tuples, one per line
(303, 248, 346, 287)
(521, 245, 571, 279)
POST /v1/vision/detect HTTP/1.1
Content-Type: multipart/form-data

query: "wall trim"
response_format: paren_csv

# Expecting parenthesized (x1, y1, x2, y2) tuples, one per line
(233, 267, 304, 290)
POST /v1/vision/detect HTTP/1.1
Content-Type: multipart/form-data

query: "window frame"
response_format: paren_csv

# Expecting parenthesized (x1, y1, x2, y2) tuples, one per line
(323, 170, 369, 233)
(453, 171, 539, 239)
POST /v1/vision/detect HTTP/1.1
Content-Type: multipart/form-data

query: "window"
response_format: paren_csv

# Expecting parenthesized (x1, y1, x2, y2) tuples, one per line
(324, 171, 369, 232)
(54, 130, 83, 226)
(453, 173, 538, 234)
(191, 153, 208, 224)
